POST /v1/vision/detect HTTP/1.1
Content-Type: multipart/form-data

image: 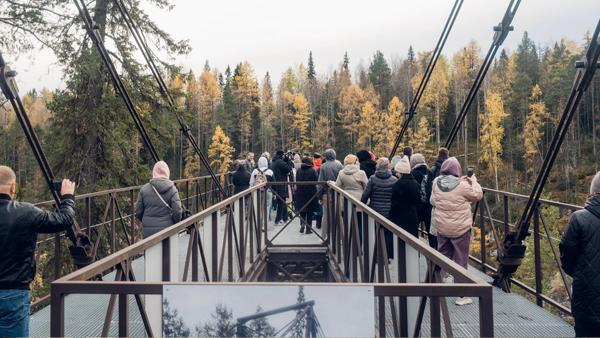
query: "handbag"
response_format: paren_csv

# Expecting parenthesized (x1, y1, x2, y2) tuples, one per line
(151, 184, 191, 221)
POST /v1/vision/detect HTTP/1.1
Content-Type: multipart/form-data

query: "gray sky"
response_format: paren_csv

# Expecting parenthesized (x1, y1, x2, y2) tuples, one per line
(9, 0, 600, 93)
(164, 284, 374, 337)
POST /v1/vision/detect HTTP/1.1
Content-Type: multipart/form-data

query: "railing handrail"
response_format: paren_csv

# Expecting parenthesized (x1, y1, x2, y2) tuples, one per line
(33, 173, 231, 207)
(54, 183, 264, 282)
(482, 187, 582, 210)
(327, 181, 487, 285)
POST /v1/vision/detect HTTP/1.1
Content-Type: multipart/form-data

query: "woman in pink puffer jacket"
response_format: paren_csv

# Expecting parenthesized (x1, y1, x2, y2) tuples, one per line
(430, 157, 482, 272)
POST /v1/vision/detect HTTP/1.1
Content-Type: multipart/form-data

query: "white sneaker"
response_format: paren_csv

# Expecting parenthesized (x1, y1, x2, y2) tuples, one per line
(442, 274, 454, 284)
(455, 297, 473, 306)
(276, 220, 284, 226)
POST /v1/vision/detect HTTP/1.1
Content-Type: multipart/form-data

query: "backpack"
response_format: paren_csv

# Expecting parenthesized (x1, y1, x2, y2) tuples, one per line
(255, 169, 267, 186)
(420, 173, 430, 204)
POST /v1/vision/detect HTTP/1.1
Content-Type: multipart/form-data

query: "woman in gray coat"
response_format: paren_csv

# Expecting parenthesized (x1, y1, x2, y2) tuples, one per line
(135, 161, 183, 238)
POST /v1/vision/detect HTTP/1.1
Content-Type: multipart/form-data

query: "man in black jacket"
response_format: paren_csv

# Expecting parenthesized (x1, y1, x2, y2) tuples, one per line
(0, 166, 76, 337)
(560, 171, 600, 337)
(271, 151, 293, 225)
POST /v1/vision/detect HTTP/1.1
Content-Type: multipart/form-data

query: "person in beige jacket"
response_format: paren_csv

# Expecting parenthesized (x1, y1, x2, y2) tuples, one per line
(335, 154, 369, 200)
(430, 157, 482, 306)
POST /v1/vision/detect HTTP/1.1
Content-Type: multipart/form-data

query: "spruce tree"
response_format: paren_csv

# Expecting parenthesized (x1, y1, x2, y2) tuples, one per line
(368, 50, 393, 109)
(307, 51, 316, 81)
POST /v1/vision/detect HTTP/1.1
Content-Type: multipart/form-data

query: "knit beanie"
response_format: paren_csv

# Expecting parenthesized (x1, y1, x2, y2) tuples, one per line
(376, 157, 390, 171)
(410, 153, 427, 169)
(440, 157, 462, 177)
(395, 156, 411, 175)
(591, 171, 600, 195)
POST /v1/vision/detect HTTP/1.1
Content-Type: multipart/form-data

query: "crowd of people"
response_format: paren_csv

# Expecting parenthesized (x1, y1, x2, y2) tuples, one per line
(229, 146, 485, 305)
(0, 145, 599, 336)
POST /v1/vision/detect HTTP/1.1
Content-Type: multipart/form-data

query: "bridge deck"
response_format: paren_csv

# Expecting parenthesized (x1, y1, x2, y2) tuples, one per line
(30, 214, 573, 337)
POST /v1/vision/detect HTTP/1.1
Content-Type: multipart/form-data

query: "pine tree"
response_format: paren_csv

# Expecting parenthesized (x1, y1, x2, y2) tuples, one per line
(232, 62, 260, 152)
(208, 126, 235, 178)
(163, 299, 190, 337)
(312, 115, 334, 150)
(480, 91, 508, 190)
(248, 306, 276, 337)
(307, 51, 316, 81)
(195, 303, 236, 337)
(368, 50, 393, 108)
(523, 85, 549, 176)
(260, 72, 276, 151)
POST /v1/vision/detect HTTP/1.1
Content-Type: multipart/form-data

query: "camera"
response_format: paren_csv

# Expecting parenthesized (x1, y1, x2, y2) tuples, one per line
(466, 166, 474, 177)
(51, 179, 62, 193)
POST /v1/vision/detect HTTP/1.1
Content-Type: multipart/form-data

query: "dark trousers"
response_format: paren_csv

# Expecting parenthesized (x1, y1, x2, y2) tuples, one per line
(0, 289, 30, 337)
(575, 318, 600, 337)
(275, 198, 288, 223)
(300, 212, 313, 230)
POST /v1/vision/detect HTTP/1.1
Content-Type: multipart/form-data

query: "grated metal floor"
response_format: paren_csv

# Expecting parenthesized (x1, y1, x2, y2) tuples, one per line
(31, 215, 574, 337)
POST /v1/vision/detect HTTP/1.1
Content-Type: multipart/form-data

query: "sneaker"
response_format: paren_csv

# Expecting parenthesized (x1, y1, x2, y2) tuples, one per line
(455, 297, 473, 306)
(442, 274, 454, 284)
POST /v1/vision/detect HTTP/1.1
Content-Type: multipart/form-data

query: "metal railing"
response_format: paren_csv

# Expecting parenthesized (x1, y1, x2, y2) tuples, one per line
(49, 181, 493, 337)
(32, 173, 232, 309)
(470, 187, 576, 316)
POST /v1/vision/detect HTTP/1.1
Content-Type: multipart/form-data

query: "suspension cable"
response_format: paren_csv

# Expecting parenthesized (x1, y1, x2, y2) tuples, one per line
(111, 0, 228, 198)
(494, 19, 600, 291)
(0, 52, 93, 267)
(444, 0, 521, 150)
(73, 0, 161, 163)
(389, 0, 464, 158)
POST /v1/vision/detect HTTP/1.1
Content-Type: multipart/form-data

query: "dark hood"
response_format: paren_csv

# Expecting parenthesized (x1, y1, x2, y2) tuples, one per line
(356, 150, 371, 162)
(150, 177, 175, 194)
(586, 195, 600, 209)
(324, 149, 337, 161)
(300, 163, 313, 169)
(374, 169, 392, 179)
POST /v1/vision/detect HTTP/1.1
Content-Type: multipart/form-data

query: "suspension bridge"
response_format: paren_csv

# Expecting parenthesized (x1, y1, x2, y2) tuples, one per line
(0, 0, 599, 336)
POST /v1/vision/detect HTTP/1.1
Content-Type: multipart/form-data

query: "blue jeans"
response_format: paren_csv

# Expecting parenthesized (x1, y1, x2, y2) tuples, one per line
(0, 289, 30, 337)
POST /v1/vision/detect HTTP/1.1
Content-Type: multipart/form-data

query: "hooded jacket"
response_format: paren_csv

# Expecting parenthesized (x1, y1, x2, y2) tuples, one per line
(135, 178, 183, 238)
(389, 173, 421, 236)
(431, 156, 447, 178)
(250, 157, 274, 186)
(430, 175, 482, 238)
(232, 167, 251, 194)
(411, 164, 434, 226)
(560, 195, 600, 323)
(318, 149, 343, 182)
(357, 150, 377, 178)
(0, 193, 76, 289)
(294, 162, 319, 213)
(361, 169, 397, 218)
(271, 153, 293, 198)
(335, 164, 369, 200)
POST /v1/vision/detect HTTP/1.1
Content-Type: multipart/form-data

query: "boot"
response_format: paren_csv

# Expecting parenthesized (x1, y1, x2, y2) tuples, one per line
(305, 225, 313, 234)
(299, 226, 305, 233)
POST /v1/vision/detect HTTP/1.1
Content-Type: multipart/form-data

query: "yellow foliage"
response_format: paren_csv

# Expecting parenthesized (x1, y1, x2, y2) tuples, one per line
(292, 93, 312, 151)
(337, 84, 365, 142)
(413, 116, 432, 155)
(383, 96, 405, 155)
(208, 125, 235, 176)
(312, 115, 333, 150)
(358, 101, 382, 150)
(524, 85, 548, 174)
(480, 91, 508, 177)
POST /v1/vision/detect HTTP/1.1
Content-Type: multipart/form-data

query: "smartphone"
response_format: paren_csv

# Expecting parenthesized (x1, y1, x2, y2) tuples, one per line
(466, 166, 474, 177)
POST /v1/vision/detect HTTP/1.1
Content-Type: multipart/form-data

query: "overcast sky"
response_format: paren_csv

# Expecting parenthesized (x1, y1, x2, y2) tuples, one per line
(9, 0, 600, 93)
